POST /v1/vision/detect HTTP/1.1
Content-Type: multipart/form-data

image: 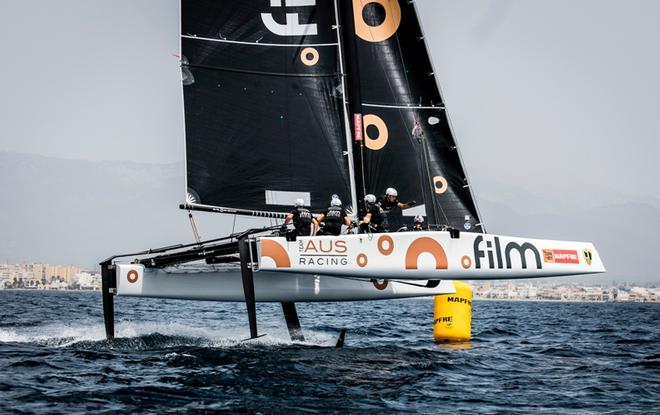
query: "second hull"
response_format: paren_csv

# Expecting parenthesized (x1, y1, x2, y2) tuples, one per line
(115, 264, 456, 302)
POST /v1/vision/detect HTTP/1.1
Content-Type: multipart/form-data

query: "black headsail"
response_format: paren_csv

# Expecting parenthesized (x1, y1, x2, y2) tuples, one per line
(338, 0, 484, 232)
(181, 0, 354, 215)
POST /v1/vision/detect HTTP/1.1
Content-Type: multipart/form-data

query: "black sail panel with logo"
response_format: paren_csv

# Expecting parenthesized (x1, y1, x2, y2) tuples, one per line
(344, 0, 483, 231)
(182, 0, 352, 213)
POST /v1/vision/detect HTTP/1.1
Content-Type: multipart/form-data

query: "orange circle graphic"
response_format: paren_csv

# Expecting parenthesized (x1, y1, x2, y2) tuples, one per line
(378, 235, 394, 256)
(363, 114, 388, 150)
(433, 176, 448, 194)
(357, 253, 368, 268)
(300, 47, 319, 66)
(127, 270, 139, 284)
(353, 0, 402, 42)
(461, 256, 472, 269)
(372, 279, 389, 290)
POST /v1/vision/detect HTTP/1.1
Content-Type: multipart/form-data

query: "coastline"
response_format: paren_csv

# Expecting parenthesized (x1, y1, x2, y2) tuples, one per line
(1, 288, 657, 303)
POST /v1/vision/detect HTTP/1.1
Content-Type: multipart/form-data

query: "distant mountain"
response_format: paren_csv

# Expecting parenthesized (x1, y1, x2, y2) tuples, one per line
(0, 152, 657, 282)
(0, 152, 235, 269)
(472, 173, 660, 217)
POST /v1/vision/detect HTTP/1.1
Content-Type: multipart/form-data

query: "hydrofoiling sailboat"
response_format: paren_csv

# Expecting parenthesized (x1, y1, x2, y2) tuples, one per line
(100, 0, 605, 342)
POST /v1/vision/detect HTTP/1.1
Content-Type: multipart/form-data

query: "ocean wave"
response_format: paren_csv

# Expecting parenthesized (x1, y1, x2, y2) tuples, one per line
(1, 294, 658, 413)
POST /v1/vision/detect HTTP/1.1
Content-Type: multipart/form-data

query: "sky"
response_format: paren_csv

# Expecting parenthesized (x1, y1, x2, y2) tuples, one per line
(0, 0, 659, 282)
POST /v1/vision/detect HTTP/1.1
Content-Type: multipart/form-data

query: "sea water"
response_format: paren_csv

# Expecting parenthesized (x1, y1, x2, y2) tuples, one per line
(0, 290, 658, 413)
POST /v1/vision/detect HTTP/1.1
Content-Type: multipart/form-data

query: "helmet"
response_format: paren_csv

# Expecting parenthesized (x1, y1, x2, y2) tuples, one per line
(330, 197, 342, 207)
(294, 198, 305, 207)
(414, 215, 424, 224)
(385, 187, 398, 197)
(364, 194, 376, 204)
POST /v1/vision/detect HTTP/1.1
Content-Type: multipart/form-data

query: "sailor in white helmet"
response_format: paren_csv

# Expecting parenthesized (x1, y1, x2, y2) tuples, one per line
(358, 194, 387, 233)
(316, 195, 352, 236)
(377, 187, 417, 213)
(412, 215, 425, 231)
(282, 198, 318, 236)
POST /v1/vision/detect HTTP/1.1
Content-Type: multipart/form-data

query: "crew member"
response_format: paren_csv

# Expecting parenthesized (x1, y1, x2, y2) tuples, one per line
(317, 196, 351, 236)
(283, 198, 318, 236)
(378, 187, 417, 213)
(412, 215, 425, 231)
(359, 194, 387, 233)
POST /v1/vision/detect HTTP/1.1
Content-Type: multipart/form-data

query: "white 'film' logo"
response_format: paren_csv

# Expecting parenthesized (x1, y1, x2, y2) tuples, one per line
(261, 0, 318, 36)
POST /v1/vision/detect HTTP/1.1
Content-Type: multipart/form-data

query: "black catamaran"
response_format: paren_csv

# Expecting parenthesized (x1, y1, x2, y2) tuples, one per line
(100, 0, 604, 343)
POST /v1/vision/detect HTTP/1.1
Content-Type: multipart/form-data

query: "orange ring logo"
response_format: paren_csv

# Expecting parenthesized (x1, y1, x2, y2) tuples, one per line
(372, 279, 389, 290)
(300, 47, 319, 66)
(353, 0, 402, 42)
(363, 114, 388, 150)
(378, 235, 394, 255)
(405, 237, 448, 270)
(127, 270, 139, 284)
(261, 239, 291, 268)
(461, 255, 472, 269)
(357, 253, 368, 268)
(433, 176, 448, 194)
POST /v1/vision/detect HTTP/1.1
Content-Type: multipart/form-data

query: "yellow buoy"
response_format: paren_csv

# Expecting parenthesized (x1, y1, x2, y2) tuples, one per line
(433, 281, 472, 342)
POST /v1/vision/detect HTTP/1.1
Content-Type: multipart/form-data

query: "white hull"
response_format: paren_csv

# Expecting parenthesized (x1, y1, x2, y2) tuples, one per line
(258, 231, 606, 279)
(115, 263, 456, 302)
(111, 230, 604, 303)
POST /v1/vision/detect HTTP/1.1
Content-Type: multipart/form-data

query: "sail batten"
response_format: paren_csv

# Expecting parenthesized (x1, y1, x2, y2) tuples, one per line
(362, 103, 445, 110)
(184, 63, 340, 78)
(182, 34, 339, 48)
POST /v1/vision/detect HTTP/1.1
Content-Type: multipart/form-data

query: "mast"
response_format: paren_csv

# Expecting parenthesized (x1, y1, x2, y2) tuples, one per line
(333, 0, 359, 217)
(337, 0, 367, 217)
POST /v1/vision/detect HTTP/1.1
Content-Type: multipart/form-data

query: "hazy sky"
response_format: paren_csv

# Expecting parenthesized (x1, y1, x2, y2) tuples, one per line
(1, 1, 659, 202)
(0, 1, 659, 282)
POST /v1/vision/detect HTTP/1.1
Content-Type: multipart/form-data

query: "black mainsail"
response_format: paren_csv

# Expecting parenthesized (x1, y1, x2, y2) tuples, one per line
(182, 0, 353, 214)
(338, 0, 483, 231)
(181, 0, 483, 231)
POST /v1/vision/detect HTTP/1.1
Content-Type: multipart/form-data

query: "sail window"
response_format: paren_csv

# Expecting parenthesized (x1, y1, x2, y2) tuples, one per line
(402, 204, 427, 217)
(265, 190, 311, 206)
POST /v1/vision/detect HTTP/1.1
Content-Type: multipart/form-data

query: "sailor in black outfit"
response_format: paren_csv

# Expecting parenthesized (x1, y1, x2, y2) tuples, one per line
(378, 187, 417, 213)
(317, 196, 351, 236)
(283, 198, 318, 236)
(359, 194, 387, 233)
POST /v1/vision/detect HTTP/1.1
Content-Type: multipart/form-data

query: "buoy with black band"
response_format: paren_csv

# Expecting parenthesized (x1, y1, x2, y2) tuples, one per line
(433, 281, 472, 342)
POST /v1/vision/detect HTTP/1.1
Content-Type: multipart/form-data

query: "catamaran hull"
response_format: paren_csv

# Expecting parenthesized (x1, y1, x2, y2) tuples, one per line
(114, 264, 456, 302)
(258, 231, 606, 279)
